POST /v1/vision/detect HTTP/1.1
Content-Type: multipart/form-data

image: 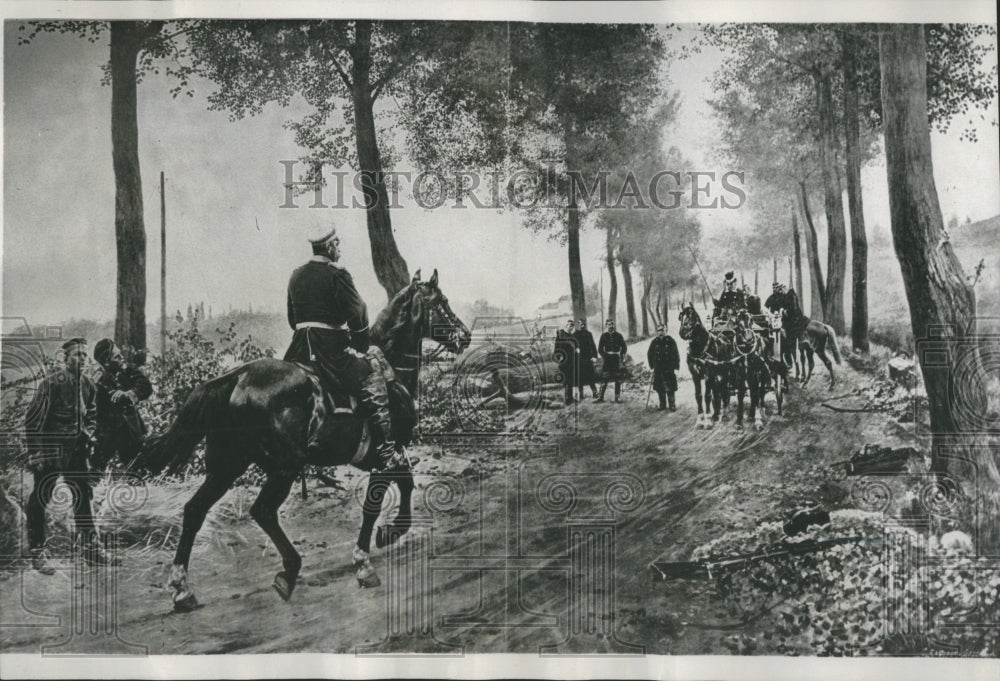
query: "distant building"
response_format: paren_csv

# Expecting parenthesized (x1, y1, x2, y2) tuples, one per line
(535, 294, 573, 320)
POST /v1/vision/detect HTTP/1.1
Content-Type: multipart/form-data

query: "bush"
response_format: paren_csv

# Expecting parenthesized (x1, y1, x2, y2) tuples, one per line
(695, 510, 999, 656)
(140, 317, 274, 480)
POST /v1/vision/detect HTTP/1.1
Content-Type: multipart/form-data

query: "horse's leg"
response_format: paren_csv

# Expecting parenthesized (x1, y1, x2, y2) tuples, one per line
(351, 473, 388, 589)
(801, 345, 815, 387)
(170, 467, 243, 612)
(250, 470, 301, 601)
(816, 346, 835, 390)
(692, 376, 704, 428)
(376, 469, 414, 549)
(735, 368, 746, 429)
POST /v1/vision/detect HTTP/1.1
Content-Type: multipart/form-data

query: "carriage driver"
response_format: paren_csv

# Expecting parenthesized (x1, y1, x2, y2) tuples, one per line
(284, 225, 408, 473)
(712, 271, 746, 320)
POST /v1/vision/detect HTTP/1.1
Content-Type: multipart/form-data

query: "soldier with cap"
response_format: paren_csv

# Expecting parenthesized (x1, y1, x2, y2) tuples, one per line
(597, 319, 627, 403)
(554, 319, 578, 405)
(647, 323, 680, 411)
(91, 338, 152, 472)
(574, 318, 599, 400)
(713, 271, 746, 320)
(284, 224, 407, 472)
(23, 338, 116, 573)
(764, 281, 788, 316)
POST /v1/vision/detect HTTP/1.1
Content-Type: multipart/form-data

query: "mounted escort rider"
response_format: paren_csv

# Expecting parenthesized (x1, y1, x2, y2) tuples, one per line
(284, 225, 408, 473)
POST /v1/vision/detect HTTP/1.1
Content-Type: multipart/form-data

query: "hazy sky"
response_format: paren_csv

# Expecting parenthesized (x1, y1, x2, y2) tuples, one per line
(2, 21, 998, 327)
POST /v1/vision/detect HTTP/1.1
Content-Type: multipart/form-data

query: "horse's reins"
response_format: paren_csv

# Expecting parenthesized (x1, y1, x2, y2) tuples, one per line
(393, 293, 464, 374)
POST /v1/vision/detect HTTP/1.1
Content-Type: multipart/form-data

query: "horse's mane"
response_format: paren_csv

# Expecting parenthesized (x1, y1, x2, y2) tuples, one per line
(371, 282, 421, 360)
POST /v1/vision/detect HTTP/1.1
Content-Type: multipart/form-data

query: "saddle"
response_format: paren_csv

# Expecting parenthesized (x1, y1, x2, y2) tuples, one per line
(294, 348, 417, 447)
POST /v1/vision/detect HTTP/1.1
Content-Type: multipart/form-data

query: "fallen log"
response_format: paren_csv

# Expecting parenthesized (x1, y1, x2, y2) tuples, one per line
(649, 536, 875, 582)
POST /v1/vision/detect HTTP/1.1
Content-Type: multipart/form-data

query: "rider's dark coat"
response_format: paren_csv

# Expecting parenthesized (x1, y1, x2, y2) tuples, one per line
(284, 256, 371, 396)
(746, 294, 762, 315)
(647, 334, 680, 393)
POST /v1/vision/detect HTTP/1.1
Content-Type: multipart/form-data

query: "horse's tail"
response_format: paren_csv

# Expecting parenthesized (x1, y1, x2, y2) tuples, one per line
(135, 368, 243, 476)
(825, 324, 843, 364)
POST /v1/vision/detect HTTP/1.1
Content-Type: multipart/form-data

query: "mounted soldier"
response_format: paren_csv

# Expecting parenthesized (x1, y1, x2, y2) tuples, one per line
(284, 225, 407, 473)
(712, 271, 746, 323)
(92, 338, 152, 472)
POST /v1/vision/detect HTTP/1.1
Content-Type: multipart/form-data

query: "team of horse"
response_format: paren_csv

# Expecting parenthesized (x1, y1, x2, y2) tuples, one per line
(678, 298, 841, 431)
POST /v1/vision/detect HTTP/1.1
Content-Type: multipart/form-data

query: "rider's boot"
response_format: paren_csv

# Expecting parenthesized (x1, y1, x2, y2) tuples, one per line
(596, 384, 606, 403)
(360, 366, 410, 474)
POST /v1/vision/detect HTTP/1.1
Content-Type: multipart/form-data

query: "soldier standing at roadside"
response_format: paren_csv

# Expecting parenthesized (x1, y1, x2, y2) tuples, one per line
(647, 323, 680, 411)
(574, 318, 599, 401)
(597, 319, 627, 403)
(91, 338, 152, 471)
(23, 338, 116, 573)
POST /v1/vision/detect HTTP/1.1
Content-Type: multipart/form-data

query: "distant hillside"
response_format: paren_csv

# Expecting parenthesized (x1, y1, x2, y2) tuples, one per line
(867, 213, 998, 351)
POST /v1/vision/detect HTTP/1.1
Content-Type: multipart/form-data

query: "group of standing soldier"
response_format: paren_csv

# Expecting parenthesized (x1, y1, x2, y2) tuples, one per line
(23, 337, 151, 574)
(554, 318, 679, 412)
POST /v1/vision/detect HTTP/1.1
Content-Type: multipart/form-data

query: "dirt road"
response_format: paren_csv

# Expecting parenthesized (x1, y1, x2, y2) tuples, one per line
(1, 344, 913, 655)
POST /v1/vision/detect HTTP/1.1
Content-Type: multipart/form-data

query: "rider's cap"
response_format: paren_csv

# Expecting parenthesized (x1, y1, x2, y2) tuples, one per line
(306, 224, 337, 245)
(61, 337, 87, 353)
(772, 281, 782, 290)
(724, 271, 736, 283)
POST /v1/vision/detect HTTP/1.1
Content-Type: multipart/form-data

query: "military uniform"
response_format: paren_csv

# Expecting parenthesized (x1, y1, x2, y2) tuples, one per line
(92, 361, 152, 471)
(647, 334, 680, 411)
(597, 328, 627, 402)
(746, 293, 762, 315)
(574, 326, 599, 399)
(284, 254, 398, 467)
(23, 362, 99, 563)
(554, 329, 578, 404)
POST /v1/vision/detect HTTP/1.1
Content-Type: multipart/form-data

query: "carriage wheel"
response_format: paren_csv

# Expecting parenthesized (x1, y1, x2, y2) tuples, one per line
(774, 374, 783, 415)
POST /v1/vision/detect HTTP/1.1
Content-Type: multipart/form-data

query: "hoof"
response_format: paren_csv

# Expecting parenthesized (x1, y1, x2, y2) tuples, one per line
(357, 569, 381, 589)
(754, 421, 764, 432)
(272, 571, 296, 601)
(173, 591, 199, 613)
(735, 423, 744, 431)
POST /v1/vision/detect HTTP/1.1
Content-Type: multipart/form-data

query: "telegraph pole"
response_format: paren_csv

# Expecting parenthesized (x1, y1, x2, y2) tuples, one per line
(160, 171, 166, 356)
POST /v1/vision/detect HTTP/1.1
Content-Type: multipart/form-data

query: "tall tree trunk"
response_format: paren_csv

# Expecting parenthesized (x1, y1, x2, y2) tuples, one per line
(620, 259, 638, 340)
(842, 34, 870, 353)
(791, 207, 804, 297)
(110, 22, 161, 352)
(816, 72, 848, 335)
(880, 26, 986, 484)
(351, 21, 409, 299)
(640, 273, 650, 337)
(799, 180, 826, 320)
(606, 229, 619, 327)
(660, 285, 670, 331)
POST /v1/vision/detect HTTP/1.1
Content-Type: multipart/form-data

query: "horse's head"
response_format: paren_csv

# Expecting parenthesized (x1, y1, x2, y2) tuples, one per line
(678, 303, 701, 341)
(402, 269, 471, 354)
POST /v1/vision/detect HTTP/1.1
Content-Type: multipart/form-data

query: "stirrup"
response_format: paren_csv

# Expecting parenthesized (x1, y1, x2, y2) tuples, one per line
(372, 444, 410, 473)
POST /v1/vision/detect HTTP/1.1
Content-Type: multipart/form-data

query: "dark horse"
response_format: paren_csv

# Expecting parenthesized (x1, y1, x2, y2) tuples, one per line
(679, 303, 738, 429)
(782, 292, 842, 389)
(732, 310, 782, 431)
(135, 269, 471, 612)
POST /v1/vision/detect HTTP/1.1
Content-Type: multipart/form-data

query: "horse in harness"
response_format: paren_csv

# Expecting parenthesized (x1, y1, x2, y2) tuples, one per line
(779, 294, 843, 389)
(732, 309, 788, 430)
(679, 303, 739, 429)
(135, 270, 471, 612)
